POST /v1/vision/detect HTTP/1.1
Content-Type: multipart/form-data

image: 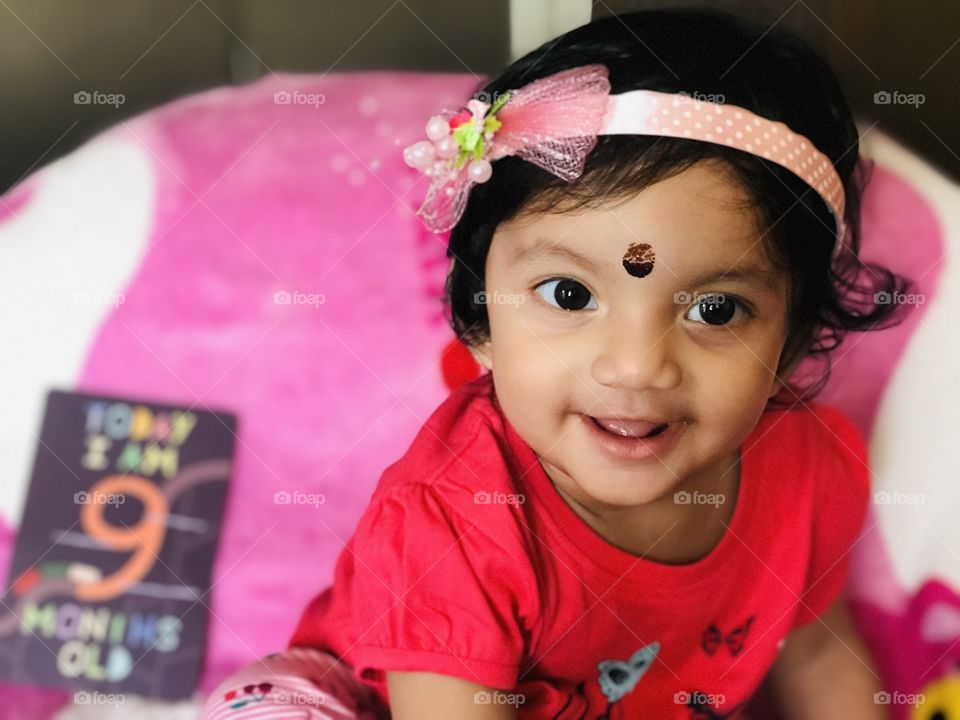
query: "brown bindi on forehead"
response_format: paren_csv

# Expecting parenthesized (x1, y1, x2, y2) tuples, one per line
(622, 242, 655, 278)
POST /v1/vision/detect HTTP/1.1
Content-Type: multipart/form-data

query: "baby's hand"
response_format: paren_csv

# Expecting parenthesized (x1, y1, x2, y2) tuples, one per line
(767, 599, 889, 719)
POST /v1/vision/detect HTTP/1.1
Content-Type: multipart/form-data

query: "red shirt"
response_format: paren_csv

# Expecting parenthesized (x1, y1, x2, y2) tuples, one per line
(289, 371, 870, 718)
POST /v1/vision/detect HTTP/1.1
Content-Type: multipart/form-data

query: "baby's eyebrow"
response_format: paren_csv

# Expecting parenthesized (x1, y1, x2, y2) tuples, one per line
(683, 264, 782, 292)
(511, 239, 601, 272)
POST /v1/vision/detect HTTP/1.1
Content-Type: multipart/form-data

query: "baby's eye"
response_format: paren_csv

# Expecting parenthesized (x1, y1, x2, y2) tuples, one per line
(684, 293, 750, 326)
(535, 278, 598, 311)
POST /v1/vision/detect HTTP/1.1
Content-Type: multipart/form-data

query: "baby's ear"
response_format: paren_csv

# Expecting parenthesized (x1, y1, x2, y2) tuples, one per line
(467, 340, 493, 371)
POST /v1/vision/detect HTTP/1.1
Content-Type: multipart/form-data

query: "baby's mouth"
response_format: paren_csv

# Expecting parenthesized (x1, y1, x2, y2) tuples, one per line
(590, 416, 671, 439)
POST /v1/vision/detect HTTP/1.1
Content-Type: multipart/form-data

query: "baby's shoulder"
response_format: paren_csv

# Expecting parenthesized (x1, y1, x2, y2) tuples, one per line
(753, 401, 865, 457)
(749, 401, 868, 496)
(369, 374, 527, 529)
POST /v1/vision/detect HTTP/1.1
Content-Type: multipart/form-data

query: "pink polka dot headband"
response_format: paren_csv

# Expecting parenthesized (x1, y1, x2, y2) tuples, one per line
(403, 63, 847, 255)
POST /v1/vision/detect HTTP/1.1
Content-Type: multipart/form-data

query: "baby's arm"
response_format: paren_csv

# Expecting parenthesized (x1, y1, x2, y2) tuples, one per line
(767, 598, 889, 719)
(387, 670, 518, 719)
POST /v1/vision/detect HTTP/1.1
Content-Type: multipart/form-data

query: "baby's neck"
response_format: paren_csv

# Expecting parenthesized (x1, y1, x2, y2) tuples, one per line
(553, 449, 741, 565)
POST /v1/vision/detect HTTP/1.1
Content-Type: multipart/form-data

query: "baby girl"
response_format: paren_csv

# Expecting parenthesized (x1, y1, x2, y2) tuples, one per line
(201, 7, 911, 719)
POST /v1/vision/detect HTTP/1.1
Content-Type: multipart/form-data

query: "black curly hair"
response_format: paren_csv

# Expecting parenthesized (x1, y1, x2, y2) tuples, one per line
(442, 7, 914, 409)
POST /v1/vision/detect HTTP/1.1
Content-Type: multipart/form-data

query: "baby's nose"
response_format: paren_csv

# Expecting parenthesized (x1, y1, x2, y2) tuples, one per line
(589, 317, 682, 392)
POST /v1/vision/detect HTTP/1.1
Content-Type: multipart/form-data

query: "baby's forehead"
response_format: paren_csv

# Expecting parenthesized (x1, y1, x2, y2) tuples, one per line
(514, 167, 763, 232)
(502, 220, 774, 267)
(501, 224, 785, 291)
(498, 170, 778, 269)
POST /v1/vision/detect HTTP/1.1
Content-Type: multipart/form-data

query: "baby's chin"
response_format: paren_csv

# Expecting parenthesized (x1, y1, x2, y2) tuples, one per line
(571, 464, 688, 509)
(541, 447, 690, 510)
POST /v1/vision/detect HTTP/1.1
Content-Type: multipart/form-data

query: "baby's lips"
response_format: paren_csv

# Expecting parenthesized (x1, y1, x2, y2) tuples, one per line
(592, 416, 666, 438)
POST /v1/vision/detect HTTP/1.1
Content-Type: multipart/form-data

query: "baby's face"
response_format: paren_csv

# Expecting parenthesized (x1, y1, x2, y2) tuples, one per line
(470, 161, 790, 508)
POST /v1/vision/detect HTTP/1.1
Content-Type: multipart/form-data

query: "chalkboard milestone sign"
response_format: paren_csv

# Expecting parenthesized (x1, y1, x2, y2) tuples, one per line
(0, 390, 236, 699)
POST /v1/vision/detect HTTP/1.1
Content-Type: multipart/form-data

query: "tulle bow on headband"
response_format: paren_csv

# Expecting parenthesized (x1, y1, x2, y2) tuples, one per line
(403, 64, 847, 255)
(403, 65, 611, 234)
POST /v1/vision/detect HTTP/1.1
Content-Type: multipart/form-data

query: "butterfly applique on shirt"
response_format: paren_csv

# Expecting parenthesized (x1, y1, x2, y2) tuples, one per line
(551, 641, 660, 719)
(700, 616, 755, 657)
(597, 641, 660, 704)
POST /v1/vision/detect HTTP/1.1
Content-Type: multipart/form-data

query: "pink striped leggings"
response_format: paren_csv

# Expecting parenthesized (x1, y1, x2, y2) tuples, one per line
(200, 647, 388, 719)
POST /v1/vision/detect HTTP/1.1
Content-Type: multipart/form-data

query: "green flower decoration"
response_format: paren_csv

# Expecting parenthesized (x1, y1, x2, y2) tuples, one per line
(451, 92, 511, 169)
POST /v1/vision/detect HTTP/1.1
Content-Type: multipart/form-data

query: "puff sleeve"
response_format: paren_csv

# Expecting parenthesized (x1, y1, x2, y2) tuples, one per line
(791, 405, 872, 628)
(324, 482, 535, 692)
